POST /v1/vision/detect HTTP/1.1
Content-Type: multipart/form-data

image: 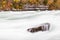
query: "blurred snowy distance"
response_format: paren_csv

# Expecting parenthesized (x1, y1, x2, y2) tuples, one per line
(0, 10, 60, 20)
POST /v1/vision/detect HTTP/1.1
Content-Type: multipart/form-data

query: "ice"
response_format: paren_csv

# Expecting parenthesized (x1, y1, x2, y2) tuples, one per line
(0, 11, 60, 40)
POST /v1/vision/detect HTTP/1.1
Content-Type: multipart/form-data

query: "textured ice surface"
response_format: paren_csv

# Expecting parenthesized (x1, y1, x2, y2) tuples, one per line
(0, 10, 60, 20)
(0, 11, 60, 40)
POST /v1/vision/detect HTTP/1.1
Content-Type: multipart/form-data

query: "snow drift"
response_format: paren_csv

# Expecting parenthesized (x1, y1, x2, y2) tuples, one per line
(0, 11, 60, 40)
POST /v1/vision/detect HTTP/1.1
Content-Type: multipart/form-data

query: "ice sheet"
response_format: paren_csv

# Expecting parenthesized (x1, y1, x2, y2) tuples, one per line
(0, 11, 60, 40)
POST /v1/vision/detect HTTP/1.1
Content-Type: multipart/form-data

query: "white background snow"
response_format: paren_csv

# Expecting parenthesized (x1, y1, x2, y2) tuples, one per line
(0, 11, 60, 40)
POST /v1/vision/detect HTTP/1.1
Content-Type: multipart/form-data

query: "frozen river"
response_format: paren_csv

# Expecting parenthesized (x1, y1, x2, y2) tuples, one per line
(0, 11, 60, 40)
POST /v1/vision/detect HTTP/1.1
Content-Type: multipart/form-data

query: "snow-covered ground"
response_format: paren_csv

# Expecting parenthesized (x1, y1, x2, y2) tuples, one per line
(0, 11, 60, 40)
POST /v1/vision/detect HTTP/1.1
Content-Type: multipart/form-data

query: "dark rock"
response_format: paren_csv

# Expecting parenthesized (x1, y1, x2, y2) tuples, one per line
(27, 23, 50, 33)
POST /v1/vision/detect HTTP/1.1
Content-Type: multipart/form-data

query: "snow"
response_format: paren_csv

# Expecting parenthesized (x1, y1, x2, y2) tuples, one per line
(0, 11, 60, 40)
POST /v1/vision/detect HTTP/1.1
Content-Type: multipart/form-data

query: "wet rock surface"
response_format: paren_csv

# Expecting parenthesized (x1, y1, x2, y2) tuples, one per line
(27, 23, 50, 33)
